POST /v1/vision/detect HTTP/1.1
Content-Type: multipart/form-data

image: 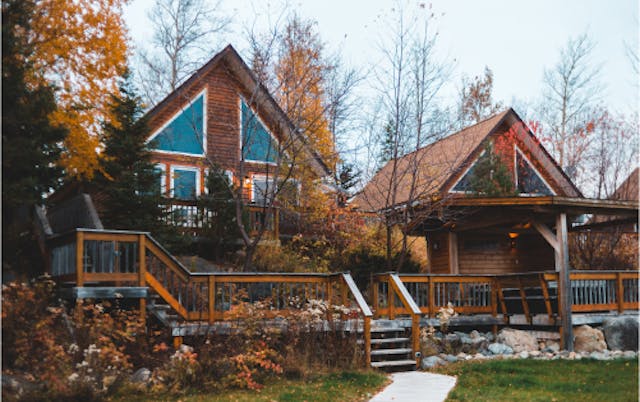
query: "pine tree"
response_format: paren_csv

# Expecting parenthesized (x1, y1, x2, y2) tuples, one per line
(197, 168, 241, 262)
(468, 141, 515, 197)
(98, 73, 166, 234)
(2, 0, 67, 277)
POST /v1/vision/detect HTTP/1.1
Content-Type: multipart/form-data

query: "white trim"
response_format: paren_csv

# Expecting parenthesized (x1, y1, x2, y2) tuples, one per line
(147, 88, 208, 156)
(448, 150, 486, 194)
(155, 163, 167, 194)
(224, 170, 234, 185)
(251, 174, 276, 204)
(239, 97, 279, 165)
(514, 145, 556, 196)
(170, 165, 201, 198)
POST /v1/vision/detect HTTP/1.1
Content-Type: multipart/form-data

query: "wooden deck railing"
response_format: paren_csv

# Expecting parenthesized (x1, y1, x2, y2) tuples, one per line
(48, 228, 374, 363)
(161, 199, 279, 237)
(372, 271, 639, 321)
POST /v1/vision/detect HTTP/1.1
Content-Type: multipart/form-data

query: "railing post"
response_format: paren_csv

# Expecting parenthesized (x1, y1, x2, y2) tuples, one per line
(617, 272, 624, 313)
(138, 234, 146, 326)
(208, 275, 216, 324)
(388, 276, 395, 320)
(76, 230, 84, 287)
(372, 277, 379, 318)
(428, 276, 435, 318)
(326, 278, 333, 305)
(341, 280, 348, 307)
(364, 315, 371, 367)
(412, 313, 420, 366)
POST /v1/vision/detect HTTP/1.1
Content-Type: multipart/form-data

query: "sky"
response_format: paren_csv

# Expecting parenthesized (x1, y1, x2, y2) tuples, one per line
(124, 0, 639, 115)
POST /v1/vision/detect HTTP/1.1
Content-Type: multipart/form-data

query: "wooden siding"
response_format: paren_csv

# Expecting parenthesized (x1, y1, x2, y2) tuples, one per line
(428, 232, 554, 274)
(428, 232, 450, 273)
(147, 59, 291, 201)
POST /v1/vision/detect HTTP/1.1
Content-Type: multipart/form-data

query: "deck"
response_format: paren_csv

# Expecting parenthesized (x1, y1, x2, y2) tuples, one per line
(48, 228, 639, 368)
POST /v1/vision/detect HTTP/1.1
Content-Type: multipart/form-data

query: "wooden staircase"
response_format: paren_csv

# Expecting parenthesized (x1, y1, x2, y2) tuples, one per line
(368, 320, 416, 369)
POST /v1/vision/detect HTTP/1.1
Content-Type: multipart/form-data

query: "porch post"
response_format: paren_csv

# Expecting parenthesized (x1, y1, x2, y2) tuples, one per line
(448, 232, 459, 274)
(556, 213, 573, 351)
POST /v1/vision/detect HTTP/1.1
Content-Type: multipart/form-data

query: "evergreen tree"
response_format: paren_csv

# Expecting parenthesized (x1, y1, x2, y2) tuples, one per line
(98, 73, 167, 234)
(2, 0, 67, 277)
(197, 168, 241, 262)
(378, 118, 400, 167)
(468, 141, 515, 197)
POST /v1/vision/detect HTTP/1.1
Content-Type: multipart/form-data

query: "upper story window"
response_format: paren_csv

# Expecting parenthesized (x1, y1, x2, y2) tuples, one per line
(515, 147, 555, 196)
(172, 167, 200, 200)
(149, 90, 206, 156)
(241, 101, 278, 163)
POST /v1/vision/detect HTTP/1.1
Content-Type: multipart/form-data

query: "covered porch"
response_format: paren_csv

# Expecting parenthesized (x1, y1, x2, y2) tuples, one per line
(407, 196, 639, 349)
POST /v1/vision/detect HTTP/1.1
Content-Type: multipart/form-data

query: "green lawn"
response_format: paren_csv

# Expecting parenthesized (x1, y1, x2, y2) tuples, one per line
(437, 358, 638, 402)
(112, 371, 388, 402)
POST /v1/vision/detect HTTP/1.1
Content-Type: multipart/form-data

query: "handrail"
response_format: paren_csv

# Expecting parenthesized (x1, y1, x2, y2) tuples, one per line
(341, 273, 373, 317)
(389, 274, 421, 315)
(387, 274, 421, 366)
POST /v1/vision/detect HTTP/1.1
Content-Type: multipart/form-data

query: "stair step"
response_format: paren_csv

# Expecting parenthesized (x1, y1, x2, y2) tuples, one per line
(370, 359, 417, 368)
(358, 337, 410, 345)
(371, 348, 412, 356)
(371, 327, 405, 333)
(150, 304, 172, 310)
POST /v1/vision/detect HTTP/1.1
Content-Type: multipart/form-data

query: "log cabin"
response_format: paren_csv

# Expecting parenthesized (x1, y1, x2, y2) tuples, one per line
(354, 108, 637, 275)
(144, 44, 332, 237)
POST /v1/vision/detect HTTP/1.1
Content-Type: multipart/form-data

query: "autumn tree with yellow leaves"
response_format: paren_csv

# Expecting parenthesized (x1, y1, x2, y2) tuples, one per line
(21, 0, 129, 180)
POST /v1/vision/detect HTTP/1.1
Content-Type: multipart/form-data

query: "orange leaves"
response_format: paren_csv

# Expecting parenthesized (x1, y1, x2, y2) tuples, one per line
(24, 0, 129, 180)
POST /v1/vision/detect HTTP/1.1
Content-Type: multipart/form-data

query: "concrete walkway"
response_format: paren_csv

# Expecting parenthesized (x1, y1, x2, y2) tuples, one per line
(369, 371, 457, 402)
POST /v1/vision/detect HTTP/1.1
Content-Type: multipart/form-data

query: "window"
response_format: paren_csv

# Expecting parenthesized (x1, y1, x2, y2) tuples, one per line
(172, 167, 200, 200)
(155, 164, 166, 195)
(516, 148, 554, 195)
(149, 91, 206, 155)
(252, 175, 275, 205)
(241, 101, 278, 163)
(452, 162, 478, 192)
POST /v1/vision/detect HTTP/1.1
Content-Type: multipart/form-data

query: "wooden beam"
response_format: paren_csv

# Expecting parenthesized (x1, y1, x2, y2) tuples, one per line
(556, 213, 573, 351)
(532, 221, 559, 254)
(448, 232, 459, 274)
(76, 231, 84, 287)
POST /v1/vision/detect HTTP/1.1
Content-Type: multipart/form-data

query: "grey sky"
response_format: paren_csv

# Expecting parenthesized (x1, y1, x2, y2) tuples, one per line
(125, 0, 638, 113)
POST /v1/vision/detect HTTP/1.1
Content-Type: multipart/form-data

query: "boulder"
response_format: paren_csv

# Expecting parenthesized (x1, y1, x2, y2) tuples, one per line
(518, 351, 529, 359)
(573, 325, 606, 353)
(622, 350, 637, 359)
(497, 328, 538, 352)
(541, 341, 560, 354)
(602, 316, 639, 351)
(488, 342, 513, 355)
(444, 354, 459, 363)
(421, 355, 446, 369)
(131, 368, 152, 384)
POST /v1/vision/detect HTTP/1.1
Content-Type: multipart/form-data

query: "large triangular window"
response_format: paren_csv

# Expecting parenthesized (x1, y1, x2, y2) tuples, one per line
(452, 162, 478, 192)
(149, 91, 205, 155)
(516, 148, 554, 195)
(242, 101, 277, 163)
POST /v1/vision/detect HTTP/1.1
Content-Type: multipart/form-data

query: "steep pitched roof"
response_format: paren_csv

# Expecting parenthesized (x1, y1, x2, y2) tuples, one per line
(145, 44, 332, 178)
(354, 111, 510, 212)
(353, 108, 581, 212)
(611, 168, 639, 201)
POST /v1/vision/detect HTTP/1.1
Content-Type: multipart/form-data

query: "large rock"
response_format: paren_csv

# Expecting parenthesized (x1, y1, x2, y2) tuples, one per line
(497, 328, 538, 352)
(488, 342, 513, 355)
(573, 325, 606, 353)
(602, 316, 639, 351)
(131, 368, 152, 384)
(421, 355, 446, 369)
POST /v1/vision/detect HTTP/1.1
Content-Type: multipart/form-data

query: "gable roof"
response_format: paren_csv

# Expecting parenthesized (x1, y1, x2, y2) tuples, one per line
(353, 108, 581, 212)
(145, 44, 332, 178)
(611, 168, 639, 201)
